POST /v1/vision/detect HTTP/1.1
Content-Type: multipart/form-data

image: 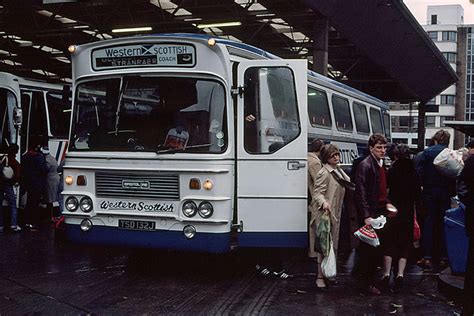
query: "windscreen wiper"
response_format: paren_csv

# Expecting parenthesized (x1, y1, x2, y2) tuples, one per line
(156, 143, 212, 154)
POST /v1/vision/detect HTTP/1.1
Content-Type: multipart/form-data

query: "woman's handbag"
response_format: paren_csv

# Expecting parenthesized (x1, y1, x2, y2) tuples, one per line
(354, 224, 380, 247)
(413, 212, 421, 242)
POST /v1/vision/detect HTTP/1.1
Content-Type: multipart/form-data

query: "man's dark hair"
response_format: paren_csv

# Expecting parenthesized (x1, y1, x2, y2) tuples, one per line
(368, 133, 387, 148)
(391, 143, 411, 160)
(431, 129, 450, 146)
(309, 138, 324, 153)
(467, 140, 474, 149)
(7, 144, 19, 155)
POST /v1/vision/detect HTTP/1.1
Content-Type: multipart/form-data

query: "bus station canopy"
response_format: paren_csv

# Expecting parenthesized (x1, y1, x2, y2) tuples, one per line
(0, 0, 457, 103)
(444, 121, 474, 137)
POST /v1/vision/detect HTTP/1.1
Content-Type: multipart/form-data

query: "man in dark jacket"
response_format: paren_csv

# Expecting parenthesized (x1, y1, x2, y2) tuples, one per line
(459, 152, 474, 316)
(416, 129, 455, 269)
(354, 133, 396, 295)
(21, 143, 48, 230)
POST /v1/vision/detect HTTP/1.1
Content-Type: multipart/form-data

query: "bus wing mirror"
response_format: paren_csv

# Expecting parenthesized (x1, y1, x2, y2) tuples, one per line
(13, 107, 23, 128)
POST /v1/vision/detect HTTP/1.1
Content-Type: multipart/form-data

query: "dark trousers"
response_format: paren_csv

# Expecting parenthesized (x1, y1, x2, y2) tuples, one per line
(25, 189, 42, 226)
(462, 237, 474, 316)
(357, 241, 382, 289)
(421, 189, 451, 261)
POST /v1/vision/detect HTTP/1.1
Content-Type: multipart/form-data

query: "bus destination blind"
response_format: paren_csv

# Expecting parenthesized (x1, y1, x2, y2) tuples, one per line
(92, 43, 196, 70)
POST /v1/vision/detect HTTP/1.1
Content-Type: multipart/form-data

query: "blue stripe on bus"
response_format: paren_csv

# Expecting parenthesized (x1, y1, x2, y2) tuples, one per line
(65, 224, 231, 253)
(237, 232, 307, 248)
(55, 141, 62, 161)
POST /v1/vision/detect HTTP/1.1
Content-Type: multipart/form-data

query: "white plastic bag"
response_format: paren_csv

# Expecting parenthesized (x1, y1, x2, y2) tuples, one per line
(321, 241, 337, 278)
(433, 148, 464, 178)
(1, 155, 14, 180)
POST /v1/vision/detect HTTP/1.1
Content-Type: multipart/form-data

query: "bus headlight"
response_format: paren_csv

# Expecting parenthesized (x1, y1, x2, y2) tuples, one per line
(80, 219, 93, 232)
(65, 196, 79, 212)
(182, 201, 197, 217)
(79, 196, 93, 213)
(198, 201, 213, 218)
(183, 225, 196, 239)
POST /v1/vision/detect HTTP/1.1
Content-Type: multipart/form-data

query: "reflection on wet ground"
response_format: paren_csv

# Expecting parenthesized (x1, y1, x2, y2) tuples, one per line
(0, 224, 461, 314)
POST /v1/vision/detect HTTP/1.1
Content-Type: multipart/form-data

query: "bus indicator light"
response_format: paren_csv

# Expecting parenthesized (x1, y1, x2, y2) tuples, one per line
(68, 45, 76, 54)
(189, 178, 201, 190)
(77, 175, 87, 186)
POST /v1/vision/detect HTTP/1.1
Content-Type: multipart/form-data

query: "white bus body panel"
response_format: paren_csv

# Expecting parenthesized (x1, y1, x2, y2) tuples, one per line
(236, 60, 308, 247)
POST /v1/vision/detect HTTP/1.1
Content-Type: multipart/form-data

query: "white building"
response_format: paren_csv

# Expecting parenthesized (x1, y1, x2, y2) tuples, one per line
(390, 5, 468, 148)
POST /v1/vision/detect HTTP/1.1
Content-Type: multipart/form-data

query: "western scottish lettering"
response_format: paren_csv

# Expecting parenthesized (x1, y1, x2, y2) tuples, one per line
(93, 43, 195, 69)
(100, 200, 174, 212)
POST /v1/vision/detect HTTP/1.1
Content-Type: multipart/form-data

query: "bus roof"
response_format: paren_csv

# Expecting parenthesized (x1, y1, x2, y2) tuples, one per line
(148, 33, 388, 109)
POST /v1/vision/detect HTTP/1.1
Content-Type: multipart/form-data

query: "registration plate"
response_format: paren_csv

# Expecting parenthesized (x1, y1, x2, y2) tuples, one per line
(118, 220, 156, 231)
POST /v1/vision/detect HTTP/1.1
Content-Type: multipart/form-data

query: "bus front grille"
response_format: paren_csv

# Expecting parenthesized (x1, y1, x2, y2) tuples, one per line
(95, 172, 179, 200)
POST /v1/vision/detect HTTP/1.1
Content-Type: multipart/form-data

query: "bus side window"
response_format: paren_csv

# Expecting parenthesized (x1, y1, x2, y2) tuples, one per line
(353, 101, 370, 135)
(20, 92, 31, 153)
(29, 91, 48, 146)
(243, 67, 300, 154)
(369, 108, 383, 134)
(0, 89, 15, 149)
(308, 88, 331, 128)
(332, 95, 353, 132)
(383, 112, 391, 139)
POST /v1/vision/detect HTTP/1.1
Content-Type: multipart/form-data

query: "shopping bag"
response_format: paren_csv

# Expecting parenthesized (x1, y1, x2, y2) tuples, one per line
(315, 211, 331, 257)
(321, 241, 337, 278)
(1, 155, 14, 180)
(433, 148, 464, 178)
(354, 224, 380, 247)
(413, 212, 421, 242)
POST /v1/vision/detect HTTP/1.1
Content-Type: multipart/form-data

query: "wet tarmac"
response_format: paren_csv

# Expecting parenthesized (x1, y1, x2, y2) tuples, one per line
(0, 224, 462, 315)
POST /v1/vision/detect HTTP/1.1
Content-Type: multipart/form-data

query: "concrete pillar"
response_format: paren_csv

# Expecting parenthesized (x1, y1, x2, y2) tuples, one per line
(455, 26, 467, 148)
(417, 101, 426, 151)
(312, 17, 328, 76)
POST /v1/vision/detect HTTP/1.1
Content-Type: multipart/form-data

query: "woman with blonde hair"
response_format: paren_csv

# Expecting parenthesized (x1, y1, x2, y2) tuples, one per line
(312, 144, 352, 290)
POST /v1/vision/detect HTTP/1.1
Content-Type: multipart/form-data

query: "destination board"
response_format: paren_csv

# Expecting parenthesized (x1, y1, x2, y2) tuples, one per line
(91, 43, 196, 70)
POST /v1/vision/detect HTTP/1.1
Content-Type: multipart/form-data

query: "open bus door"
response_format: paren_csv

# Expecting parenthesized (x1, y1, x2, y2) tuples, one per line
(235, 60, 308, 248)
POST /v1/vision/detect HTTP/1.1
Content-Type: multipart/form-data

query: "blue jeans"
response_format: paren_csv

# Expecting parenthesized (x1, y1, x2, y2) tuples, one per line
(0, 184, 18, 228)
(421, 188, 451, 261)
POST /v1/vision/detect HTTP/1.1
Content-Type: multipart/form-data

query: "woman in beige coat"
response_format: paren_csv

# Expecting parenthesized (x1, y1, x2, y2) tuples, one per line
(307, 139, 324, 259)
(312, 144, 351, 289)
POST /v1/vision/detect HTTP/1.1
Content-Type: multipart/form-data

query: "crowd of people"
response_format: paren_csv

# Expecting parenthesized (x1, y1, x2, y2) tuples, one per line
(306, 130, 473, 308)
(0, 143, 62, 233)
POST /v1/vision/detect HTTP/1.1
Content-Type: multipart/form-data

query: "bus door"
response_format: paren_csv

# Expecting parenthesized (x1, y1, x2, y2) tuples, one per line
(235, 60, 308, 248)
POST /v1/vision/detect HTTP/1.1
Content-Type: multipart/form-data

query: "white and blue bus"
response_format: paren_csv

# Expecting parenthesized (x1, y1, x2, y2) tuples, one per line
(62, 33, 390, 252)
(0, 72, 71, 209)
(0, 72, 71, 163)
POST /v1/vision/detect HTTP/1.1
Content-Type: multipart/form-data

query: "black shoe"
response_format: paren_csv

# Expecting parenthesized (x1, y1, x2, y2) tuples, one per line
(315, 278, 328, 292)
(393, 276, 403, 293)
(381, 276, 390, 290)
(325, 277, 339, 285)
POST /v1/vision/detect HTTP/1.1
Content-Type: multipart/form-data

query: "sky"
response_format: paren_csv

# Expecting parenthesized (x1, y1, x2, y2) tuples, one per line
(404, 0, 474, 24)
